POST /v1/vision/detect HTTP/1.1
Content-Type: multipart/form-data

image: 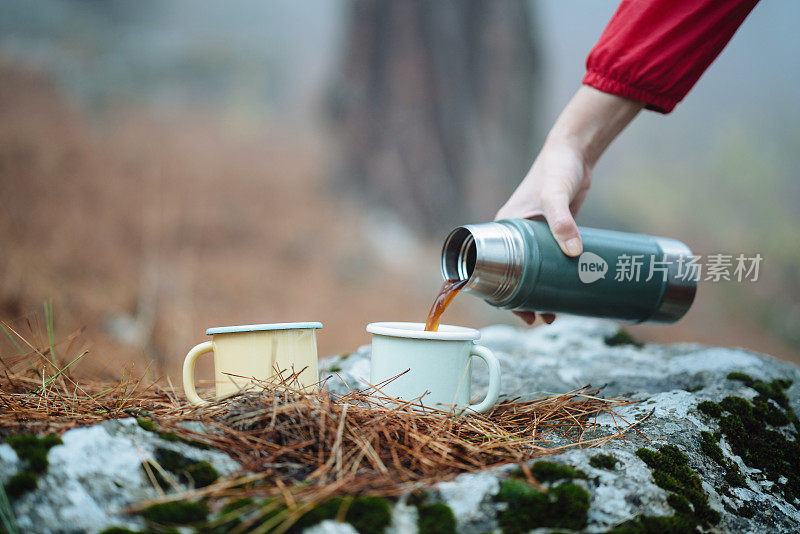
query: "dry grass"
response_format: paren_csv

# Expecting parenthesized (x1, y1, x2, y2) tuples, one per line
(1, 317, 649, 533)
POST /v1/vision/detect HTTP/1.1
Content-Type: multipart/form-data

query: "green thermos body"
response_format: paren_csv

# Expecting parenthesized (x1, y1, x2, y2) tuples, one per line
(441, 219, 697, 324)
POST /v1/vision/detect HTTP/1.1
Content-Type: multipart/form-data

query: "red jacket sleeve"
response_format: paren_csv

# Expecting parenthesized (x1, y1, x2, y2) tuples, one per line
(583, 0, 759, 113)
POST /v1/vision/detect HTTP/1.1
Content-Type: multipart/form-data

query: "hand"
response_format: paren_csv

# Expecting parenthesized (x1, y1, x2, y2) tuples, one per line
(495, 86, 644, 326)
(495, 140, 590, 257)
(496, 142, 589, 327)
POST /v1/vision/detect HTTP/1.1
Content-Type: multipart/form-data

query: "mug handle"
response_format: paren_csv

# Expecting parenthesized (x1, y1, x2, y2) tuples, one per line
(183, 341, 213, 406)
(468, 344, 501, 414)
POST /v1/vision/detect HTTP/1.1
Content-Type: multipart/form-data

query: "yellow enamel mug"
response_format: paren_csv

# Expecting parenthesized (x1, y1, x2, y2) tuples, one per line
(182, 322, 322, 406)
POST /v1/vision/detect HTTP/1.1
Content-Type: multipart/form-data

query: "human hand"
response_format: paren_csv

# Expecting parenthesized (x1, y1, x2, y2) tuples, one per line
(495, 86, 644, 325)
(496, 141, 590, 326)
(495, 140, 590, 256)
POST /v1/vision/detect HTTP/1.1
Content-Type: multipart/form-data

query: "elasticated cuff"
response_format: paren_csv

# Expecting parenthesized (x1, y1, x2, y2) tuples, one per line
(583, 70, 680, 114)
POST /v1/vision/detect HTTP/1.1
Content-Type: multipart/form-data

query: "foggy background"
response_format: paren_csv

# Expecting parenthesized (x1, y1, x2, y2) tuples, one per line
(1, 0, 798, 380)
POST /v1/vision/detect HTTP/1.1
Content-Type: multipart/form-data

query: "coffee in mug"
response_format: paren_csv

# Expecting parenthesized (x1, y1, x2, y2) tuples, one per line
(366, 322, 501, 414)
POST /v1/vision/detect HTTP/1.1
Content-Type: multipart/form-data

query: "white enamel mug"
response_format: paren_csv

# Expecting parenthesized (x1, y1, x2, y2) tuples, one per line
(182, 322, 322, 406)
(366, 322, 501, 414)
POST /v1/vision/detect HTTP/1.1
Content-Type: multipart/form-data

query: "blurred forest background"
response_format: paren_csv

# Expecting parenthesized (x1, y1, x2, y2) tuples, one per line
(0, 0, 798, 381)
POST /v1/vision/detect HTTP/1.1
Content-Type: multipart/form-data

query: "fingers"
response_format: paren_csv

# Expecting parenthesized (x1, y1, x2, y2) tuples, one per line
(542, 192, 582, 257)
(512, 310, 557, 326)
(512, 310, 536, 325)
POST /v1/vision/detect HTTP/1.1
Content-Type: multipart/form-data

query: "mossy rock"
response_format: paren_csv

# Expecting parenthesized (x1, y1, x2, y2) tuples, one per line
(604, 329, 644, 348)
(145, 448, 219, 489)
(292, 496, 392, 534)
(494, 478, 590, 533)
(697, 401, 722, 418)
(417, 502, 456, 534)
(529, 461, 586, 482)
(699, 431, 745, 487)
(136, 418, 210, 449)
(589, 453, 618, 470)
(636, 445, 720, 529)
(6, 434, 62, 474)
(3, 433, 62, 499)
(696, 378, 800, 503)
(607, 514, 696, 533)
(142, 500, 209, 525)
(4, 471, 38, 498)
(726, 371, 755, 386)
(136, 418, 157, 432)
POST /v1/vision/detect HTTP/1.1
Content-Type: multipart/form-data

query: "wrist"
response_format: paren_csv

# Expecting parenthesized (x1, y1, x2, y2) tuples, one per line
(546, 85, 643, 169)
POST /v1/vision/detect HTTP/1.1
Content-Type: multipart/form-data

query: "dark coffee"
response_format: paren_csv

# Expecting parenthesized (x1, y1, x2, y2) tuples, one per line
(424, 279, 468, 332)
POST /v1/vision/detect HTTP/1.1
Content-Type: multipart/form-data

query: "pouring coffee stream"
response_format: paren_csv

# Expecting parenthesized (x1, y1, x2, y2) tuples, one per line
(424, 278, 468, 332)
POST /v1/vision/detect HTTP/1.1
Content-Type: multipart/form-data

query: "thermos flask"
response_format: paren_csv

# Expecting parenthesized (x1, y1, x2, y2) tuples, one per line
(440, 219, 697, 323)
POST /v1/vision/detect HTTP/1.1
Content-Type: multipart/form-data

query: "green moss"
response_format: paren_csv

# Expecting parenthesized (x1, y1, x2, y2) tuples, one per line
(220, 497, 254, 516)
(636, 446, 720, 529)
(505, 460, 586, 484)
(6, 434, 61, 474)
(136, 417, 210, 449)
(147, 448, 219, 489)
(3, 434, 62, 499)
(719, 396, 753, 419)
(604, 329, 643, 348)
(4, 471, 38, 498)
(589, 453, 618, 470)
(338, 496, 392, 534)
(142, 500, 208, 525)
(40, 435, 62, 449)
(665, 494, 692, 515)
(726, 371, 754, 386)
(697, 401, 722, 418)
(136, 418, 157, 432)
(529, 461, 586, 482)
(199, 497, 256, 533)
(99, 528, 140, 534)
(753, 399, 790, 426)
(417, 503, 456, 534)
(699, 431, 724, 464)
(752, 379, 790, 409)
(494, 478, 590, 533)
(405, 490, 431, 508)
(607, 515, 695, 533)
(775, 378, 794, 390)
(699, 378, 800, 503)
(292, 496, 392, 534)
(699, 431, 744, 487)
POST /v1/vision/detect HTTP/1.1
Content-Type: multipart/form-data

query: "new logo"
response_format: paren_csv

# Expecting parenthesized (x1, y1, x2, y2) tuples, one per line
(578, 252, 608, 284)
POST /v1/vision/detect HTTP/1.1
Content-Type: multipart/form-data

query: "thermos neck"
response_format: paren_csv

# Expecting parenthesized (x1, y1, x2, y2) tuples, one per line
(441, 222, 525, 304)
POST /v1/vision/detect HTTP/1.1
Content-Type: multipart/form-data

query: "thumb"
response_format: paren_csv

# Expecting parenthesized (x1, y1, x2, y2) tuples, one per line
(542, 194, 582, 257)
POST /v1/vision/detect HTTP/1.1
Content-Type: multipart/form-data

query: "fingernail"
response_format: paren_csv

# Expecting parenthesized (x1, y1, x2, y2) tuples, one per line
(564, 238, 582, 256)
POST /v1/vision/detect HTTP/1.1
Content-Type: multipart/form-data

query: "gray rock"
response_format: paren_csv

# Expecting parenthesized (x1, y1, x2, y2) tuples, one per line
(320, 344, 372, 396)
(7, 318, 800, 533)
(304, 519, 360, 534)
(0, 443, 20, 483)
(320, 317, 800, 533)
(8, 418, 239, 533)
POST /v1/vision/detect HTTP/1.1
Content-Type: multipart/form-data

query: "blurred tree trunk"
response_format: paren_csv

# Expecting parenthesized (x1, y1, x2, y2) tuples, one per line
(331, 0, 540, 236)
